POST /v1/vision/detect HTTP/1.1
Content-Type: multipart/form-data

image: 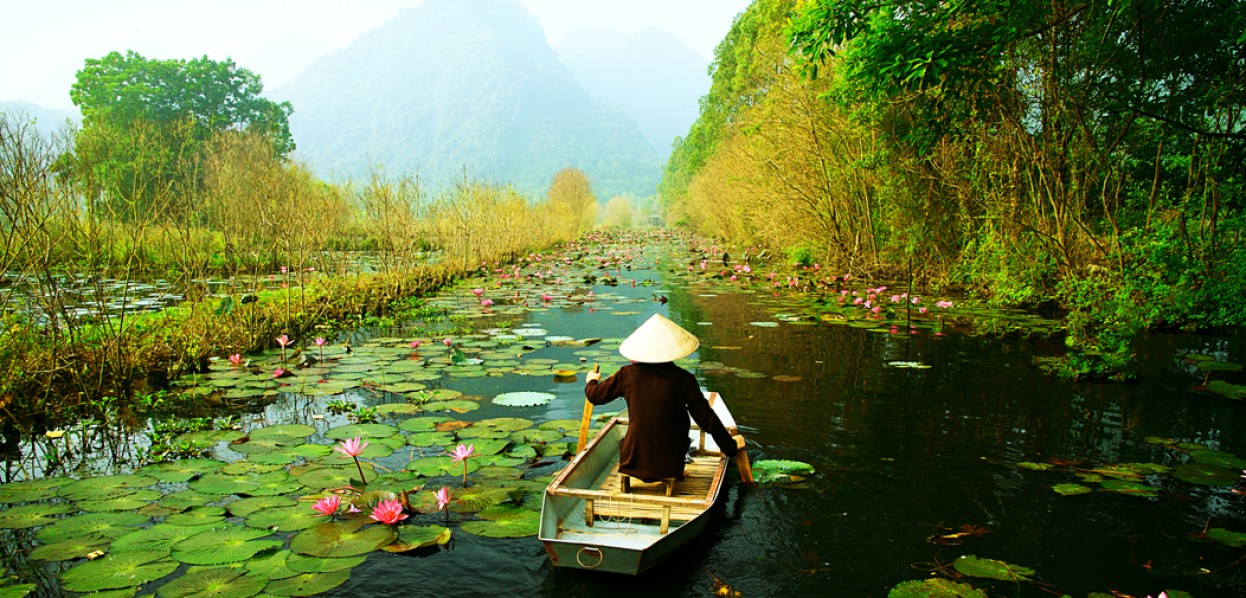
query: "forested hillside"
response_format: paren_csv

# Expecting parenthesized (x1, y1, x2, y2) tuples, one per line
(662, 0, 1246, 377)
(277, 0, 661, 198)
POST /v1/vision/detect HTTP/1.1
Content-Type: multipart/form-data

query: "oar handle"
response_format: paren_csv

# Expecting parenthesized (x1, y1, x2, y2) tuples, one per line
(576, 365, 600, 453)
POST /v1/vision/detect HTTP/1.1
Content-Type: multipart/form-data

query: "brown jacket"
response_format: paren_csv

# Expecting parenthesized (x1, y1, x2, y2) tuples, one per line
(585, 362, 737, 482)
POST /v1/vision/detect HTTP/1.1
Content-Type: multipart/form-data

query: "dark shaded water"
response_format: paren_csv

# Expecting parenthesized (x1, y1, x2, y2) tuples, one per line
(332, 267, 1246, 597)
(4, 238, 1245, 597)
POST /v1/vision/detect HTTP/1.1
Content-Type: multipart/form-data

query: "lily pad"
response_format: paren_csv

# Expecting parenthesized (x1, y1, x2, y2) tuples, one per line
(284, 553, 365, 574)
(382, 525, 452, 552)
(1051, 483, 1092, 496)
(262, 570, 351, 596)
(29, 536, 110, 561)
(1099, 479, 1159, 496)
(1172, 463, 1240, 485)
(250, 424, 316, 440)
(1207, 380, 1246, 400)
(59, 475, 158, 501)
(492, 391, 555, 407)
(0, 477, 69, 503)
(166, 506, 229, 527)
(37, 511, 150, 544)
(888, 578, 988, 598)
(297, 465, 376, 488)
(290, 520, 397, 558)
(1189, 450, 1246, 470)
(60, 550, 177, 592)
(752, 460, 815, 485)
(460, 504, 540, 538)
(953, 555, 1034, 581)
(1204, 527, 1246, 548)
(324, 423, 399, 440)
(138, 459, 226, 483)
(112, 523, 225, 553)
(0, 502, 75, 529)
(154, 567, 268, 598)
(245, 506, 322, 532)
(172, 527, 282, 565)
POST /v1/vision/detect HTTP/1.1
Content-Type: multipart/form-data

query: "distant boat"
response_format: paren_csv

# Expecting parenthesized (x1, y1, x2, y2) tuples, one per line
(539, 392, 741, 575)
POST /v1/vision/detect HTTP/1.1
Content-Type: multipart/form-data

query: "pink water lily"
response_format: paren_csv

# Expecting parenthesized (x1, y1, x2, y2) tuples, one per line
(541, 294, 553, 302)
(228, 354, 243, 367)
(369, 498, 408, 525)
(335, 436, 371, 484)
(936, 300, 955, 309)
(435, 486, 452, 511)
(481, 299, 494, 308)
(314, 337, 326, 360)
(335, 436, 369, 458)
(449, 443, 476, 486)
(471, 288, 484, 297)
(276, 334, 291, 361)
(311, 494, 341, 517)
(443, 337, 452, 347)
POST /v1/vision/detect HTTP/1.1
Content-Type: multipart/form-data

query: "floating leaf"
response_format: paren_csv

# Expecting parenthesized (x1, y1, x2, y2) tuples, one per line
(0, 502, 75, 529)
(325, 423, 399, 440)
(29, 536, 110, 561)
(37, 512, 150, 544)
(60, 550, 177, 592)
(1051, 483, 1092, 496)
(189, 475, 261, 496)
(112, 523, 224, 553)
(284, 553, 365, 574)
(172, 527, 282, 565)
(382, 525, 451, 552)
(1204, 527, 1246, 548)
(1207, 380, 1246, 400)
(1016, 462, 1054, 471)
(1099, 479, 1158, 496)
(229, 497, 297, 520)
(137, 459, 226, 483)
(245, 506, 322, 532)
(887, 578, 988, 597)
(250, 424, 316, 440)
(952, 555, 1034, 581)
(166, 506, 228, 526)
(262, 570, 351, 596)
(297, 465, 375, 488)
(752, 460, 815, 485)
(154, 567, 267, 598)
(1172, 463, 1239, 485)
(492, 391, 555, 407)
(290, 520, 397, 558)
(1189, 450, 1246, 470)
(0, 477, 69, 503)
(59, 475, 158, 501)
(460, 504, 539, 538)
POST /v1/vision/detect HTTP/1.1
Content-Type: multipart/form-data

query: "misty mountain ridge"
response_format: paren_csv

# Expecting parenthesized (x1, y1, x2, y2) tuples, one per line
(554, 26, 709, 160)
(275, 0, 662, 199)
(0, 101, 80, 135)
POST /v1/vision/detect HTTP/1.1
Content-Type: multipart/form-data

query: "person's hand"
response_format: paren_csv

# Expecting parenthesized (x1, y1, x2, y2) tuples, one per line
(585, 370, 602, 383)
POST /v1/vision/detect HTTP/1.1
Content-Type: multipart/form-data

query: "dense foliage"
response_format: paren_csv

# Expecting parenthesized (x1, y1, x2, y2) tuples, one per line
(663, 0, 1246, 377)
(68, 51, 293, 222)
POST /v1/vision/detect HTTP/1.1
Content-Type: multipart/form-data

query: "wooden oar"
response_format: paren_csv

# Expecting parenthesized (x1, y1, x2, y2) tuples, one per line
(734, 435, 756, 486)
(575, 365, 600, 453)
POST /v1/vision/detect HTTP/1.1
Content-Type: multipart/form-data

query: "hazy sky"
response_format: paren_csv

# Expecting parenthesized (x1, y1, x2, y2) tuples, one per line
(1, 0, 751, 110)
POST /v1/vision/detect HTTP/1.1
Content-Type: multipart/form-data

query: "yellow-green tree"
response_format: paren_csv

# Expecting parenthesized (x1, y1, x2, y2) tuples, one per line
(601, 196, 636, 229)
(546, 167, 598, 239)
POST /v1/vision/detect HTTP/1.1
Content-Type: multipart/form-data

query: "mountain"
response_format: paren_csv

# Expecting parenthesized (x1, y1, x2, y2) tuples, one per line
(0, 101, 80, 135)
(274, 0, 661, 199)
(555, 26, 709, 160)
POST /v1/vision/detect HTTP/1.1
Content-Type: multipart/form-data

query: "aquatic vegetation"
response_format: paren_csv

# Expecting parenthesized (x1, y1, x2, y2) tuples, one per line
(311, 495, 342, 518)
(449, 443, 478, 486)
(369, 498, 409, 525)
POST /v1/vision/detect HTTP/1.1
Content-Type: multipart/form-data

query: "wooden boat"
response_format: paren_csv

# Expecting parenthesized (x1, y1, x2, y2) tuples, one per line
(539, 391, 742, 575)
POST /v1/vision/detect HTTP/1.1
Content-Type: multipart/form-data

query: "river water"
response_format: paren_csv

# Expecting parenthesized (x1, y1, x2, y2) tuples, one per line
(337, 246, 1246, 597)
(4, 236, 1245, 597)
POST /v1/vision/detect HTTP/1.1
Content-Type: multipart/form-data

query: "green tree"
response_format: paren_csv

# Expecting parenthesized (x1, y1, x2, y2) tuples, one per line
(546, 167, 599, 238)
(69, 50, 293, 221)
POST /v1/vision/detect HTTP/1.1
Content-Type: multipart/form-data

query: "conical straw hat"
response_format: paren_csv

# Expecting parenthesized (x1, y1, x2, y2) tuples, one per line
(619, 314, 700, 363)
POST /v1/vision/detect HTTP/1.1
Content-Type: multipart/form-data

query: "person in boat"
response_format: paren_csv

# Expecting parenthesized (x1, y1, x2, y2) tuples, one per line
(585, 313, 739, 483)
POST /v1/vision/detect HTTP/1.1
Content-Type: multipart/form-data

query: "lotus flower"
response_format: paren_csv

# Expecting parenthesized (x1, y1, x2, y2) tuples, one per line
(936, 300, 955, 309)
(435, 486, 452, 511)
(228, 353, 243, 367)
(276, 334, 291, 360)
(471, 288, 484, 297)
(443, 337, 452, 347)
(335, 436, 369, 458)
(541, 294, 553, 302)
(314, 337, 326, 360)
(311, 494, 341, 517)
(481, 299, 494, 309)
(449, 443, 476, 486)
(335, 436, 370, 484)
(369, 498, 408, 525)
